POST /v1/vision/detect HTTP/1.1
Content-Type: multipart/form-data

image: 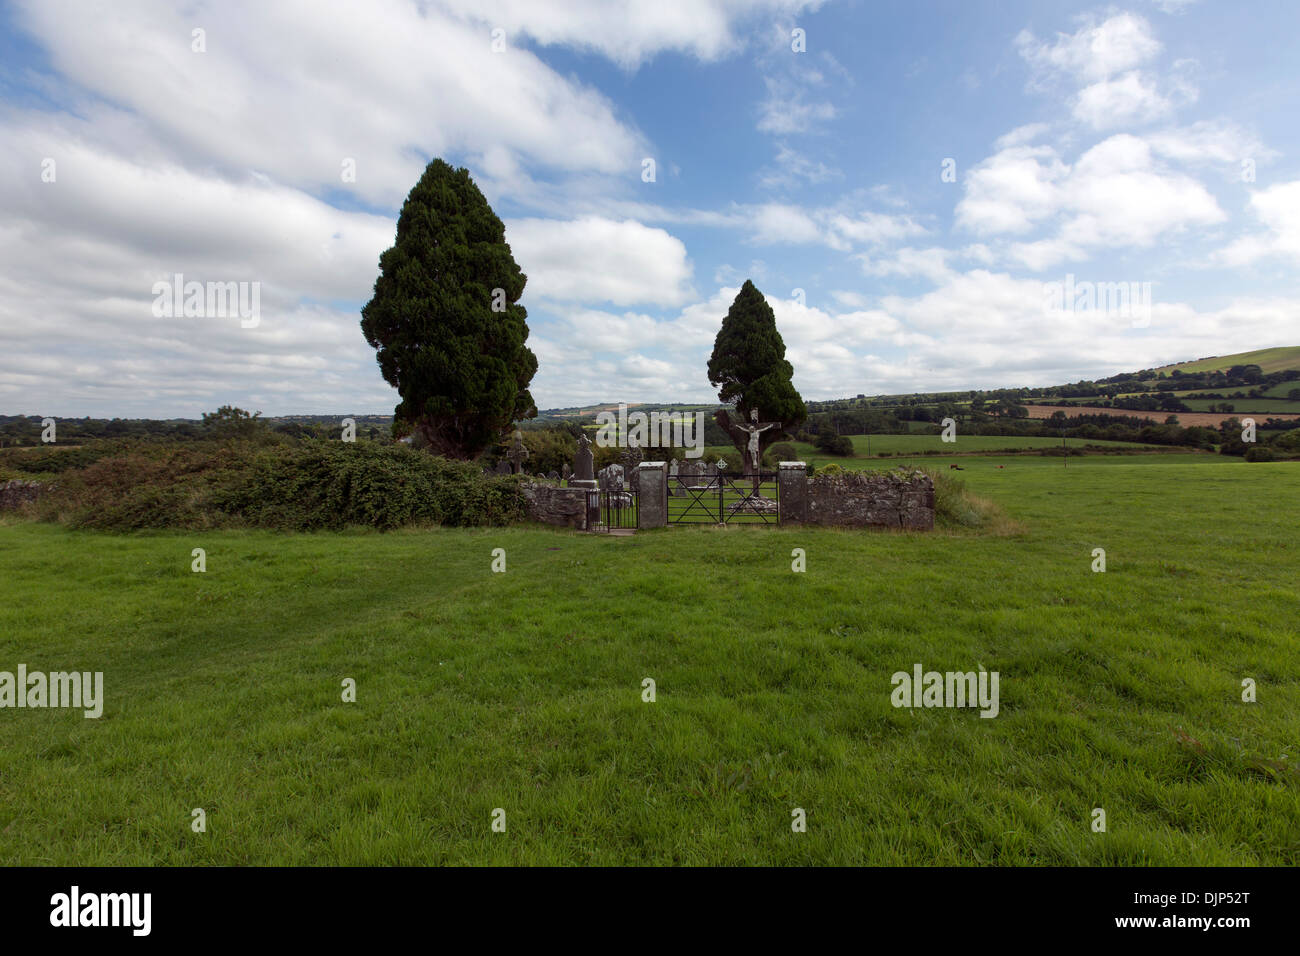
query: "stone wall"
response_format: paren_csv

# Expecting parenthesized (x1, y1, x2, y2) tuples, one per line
(0, 479, 45, 511)
(787, 467, 933, 530)
(519, 482, 589, 530)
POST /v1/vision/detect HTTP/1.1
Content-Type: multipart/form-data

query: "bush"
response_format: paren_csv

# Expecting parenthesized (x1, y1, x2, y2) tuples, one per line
(768, 442, 797, 463)
(1244, 446, 1277, 462)
(815, 433, 854, 456)
(40, 439, 526, 531)
(924, 469, 1020, 534)
(217, 442, 525, 530)
(817, 463, 844, 476)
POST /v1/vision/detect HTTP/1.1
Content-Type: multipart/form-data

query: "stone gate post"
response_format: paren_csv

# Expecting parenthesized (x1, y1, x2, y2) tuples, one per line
(637, 461, 667, 529)
(778, 461, 808, 524)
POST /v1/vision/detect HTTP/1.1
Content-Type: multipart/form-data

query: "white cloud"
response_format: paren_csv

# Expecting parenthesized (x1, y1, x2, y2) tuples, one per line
(955, 145, 1069, 235)
(859, 247, 953, 283)
(1073, 70, 1173, 129)
(957, 134, 1224, 258)
(1219, 180, 1300, 266)
(1148, 120, 1270, 167)
(756, 75, 837, 134)
(436, 0, 826, 70)
(1017, 12, 1162, 84)
(748, 204, 824, 244)
(12, 0, 649, 208)
(759, 143, 841, 188)
(1062, 134, 1224, 246)
(506, 217, 695, 307)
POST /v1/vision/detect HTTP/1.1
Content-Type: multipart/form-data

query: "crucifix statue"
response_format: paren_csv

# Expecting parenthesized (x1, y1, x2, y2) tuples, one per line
(730, 408, 779, 488)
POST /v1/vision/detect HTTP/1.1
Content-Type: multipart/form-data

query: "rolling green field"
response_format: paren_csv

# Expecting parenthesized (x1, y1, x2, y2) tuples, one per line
(704, 433, 1167, 469)
(1, 454, 1297, 865)
(1154, 346, 1300, 375)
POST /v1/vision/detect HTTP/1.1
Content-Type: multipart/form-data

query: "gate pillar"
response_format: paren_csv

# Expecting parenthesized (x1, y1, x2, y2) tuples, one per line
(637, 461, 668, 529)
(778, 461, 808, 524)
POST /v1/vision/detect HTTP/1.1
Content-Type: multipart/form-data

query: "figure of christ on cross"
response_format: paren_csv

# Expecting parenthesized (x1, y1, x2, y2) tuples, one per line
(730, 408, 779, 490)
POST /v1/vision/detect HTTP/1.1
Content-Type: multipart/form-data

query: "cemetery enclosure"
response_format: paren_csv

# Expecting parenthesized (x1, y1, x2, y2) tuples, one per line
(522, 460, 935, 531)
(1, 456, 1295, 865)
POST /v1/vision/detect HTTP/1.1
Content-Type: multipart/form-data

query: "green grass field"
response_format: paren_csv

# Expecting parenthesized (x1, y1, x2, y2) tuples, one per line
(1, 454, 1297, 865)
(1153, 346, 1300, 376)
(704, 434, 1168, 470)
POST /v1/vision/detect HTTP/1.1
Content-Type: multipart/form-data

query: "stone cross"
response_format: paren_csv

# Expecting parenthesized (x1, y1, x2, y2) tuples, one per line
(506, 430, 529, 474)
(574, 433, 594, 481)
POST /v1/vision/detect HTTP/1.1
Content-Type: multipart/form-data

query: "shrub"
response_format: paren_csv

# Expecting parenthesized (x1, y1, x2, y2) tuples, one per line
(924, 469, 1021, 535)
(1244, 446, 1276, 462)
(815, 434, 854, 456)
(39, 440, 526, 531)
(768, 442, 797, 463)
(216, 442, 525, 530)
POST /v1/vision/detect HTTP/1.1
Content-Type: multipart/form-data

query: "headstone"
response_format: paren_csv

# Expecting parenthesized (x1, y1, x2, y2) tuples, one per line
(506, 430, 529, 474)
(573, 434, 595, 483)
(547, 470, 560, 480)
(561, 463, 572, 485)
(494, 460, 512, 476)
(599, 463, 624, 491)
(667, 458, 679, 496)
(620, 441, 642, 494)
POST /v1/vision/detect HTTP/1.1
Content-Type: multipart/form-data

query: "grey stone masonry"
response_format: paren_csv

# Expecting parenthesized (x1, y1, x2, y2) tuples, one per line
(777, 462, 808, 524)
(807, 468, 934, 530)
(520, 483, 589, 529)
(636, 461, 667, 529)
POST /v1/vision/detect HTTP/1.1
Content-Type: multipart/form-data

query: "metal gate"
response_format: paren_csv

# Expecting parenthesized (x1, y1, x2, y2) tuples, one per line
(669, 471, 779, 525)
(588, 486, 637, 532)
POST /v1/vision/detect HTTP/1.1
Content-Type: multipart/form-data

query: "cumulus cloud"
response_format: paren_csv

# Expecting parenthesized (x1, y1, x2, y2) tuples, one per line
(506, 217, 695, 307)
(1016, 12, 1162, 84)
(955, 134, 1224, 266)
(1219, 180, 1300, 266)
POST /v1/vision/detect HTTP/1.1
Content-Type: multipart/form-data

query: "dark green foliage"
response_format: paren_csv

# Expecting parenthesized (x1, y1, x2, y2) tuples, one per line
(814, 433, 853, 456)
(361, 159, 537, 459)
(39, 440, 525, 531)
(707, 280, 806, 451)
(0, 443, 122, 474)
(201, 405, 266, 439)
(219, 442, 524, 530)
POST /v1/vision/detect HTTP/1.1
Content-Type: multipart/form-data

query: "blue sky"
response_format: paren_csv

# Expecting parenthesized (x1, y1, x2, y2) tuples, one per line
(1, 0, 1298, 417)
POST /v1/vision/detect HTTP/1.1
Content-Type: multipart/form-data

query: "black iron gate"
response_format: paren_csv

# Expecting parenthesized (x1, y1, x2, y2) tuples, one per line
(669, 471, 779, 525)
(588, 486, 637, 532)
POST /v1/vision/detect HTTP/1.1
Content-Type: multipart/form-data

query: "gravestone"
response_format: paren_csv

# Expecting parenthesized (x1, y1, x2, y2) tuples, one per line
(506, 430, 529, 474)
(571, 434, 597, 490)
(599, 463, 624, 491)
(667, 458, 679, 496)
(561, 463, 571, 485)
(547, 470, 560, 480)
(621, 442, 642, 494)
(494, 460, 512, 476)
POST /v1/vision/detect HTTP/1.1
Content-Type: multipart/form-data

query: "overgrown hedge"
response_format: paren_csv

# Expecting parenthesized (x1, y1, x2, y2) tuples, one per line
(29, 439, 526, 531)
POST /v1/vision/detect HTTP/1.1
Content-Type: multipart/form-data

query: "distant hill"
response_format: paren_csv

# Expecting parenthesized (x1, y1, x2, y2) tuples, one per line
(1150, 346, 1300, 376)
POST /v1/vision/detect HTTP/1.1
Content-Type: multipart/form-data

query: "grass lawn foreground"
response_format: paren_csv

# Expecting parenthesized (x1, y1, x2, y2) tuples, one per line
(0, 455, 1297, 865)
